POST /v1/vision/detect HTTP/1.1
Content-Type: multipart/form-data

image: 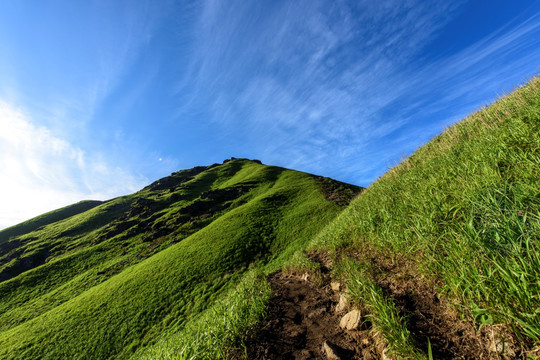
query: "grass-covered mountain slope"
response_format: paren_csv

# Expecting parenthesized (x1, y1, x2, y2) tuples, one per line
(0, 158, 361, 359)
(300, 77, 539, 358)
(1, 75, 538, 359)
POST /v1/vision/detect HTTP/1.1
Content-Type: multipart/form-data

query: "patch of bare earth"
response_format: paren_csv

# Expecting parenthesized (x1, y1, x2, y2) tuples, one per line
(245, 271, 369, 359)
(374, 259, 523, 359)
(354, 250, 523, 360)
(245, 249, 525, 359)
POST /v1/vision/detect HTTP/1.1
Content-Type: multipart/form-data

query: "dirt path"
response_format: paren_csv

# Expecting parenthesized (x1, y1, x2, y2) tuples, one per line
(244, 251, 522, 359)
(246, 272, 369, 360)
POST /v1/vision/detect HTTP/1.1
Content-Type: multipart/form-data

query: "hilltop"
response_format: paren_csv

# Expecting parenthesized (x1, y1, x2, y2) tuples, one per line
(0, 158, 361, 359)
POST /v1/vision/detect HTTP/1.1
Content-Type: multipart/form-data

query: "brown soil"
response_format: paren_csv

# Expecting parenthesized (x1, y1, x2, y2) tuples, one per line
(245, 250, 525, 359)
(374, 260, 523, 360)
(356, 250, 523, 360)
(246, 272, 371, 360)
(315, 176, 364, 206)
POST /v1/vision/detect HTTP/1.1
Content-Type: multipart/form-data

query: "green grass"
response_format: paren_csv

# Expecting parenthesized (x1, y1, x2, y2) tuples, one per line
(0, 200, 103, 244)
(312, 76, 540, 351)
(135, 269, 272, 360)
(2, 75, 538, 358)
(0, 158, 358, 359)
(340, 259, 424, 359)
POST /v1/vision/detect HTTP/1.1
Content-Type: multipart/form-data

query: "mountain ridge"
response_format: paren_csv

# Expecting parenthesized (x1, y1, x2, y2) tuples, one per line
(0, 158, 362, 359)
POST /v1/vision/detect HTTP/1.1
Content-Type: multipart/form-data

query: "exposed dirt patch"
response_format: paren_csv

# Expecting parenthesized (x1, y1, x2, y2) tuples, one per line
(371, 257, 522, 359)
(315, 176, 363, 206)
(308, 250, 333, 275)
(246, 272, 372, 360)
(247, 248, 525, 359)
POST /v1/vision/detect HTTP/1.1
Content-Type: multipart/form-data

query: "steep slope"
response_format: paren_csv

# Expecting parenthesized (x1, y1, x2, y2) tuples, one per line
(0, 158, 361, 359)
(301, 77, 539, 358)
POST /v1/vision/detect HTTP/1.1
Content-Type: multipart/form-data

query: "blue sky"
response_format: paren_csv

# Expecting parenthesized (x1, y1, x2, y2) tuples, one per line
(0, 0, 539, 229)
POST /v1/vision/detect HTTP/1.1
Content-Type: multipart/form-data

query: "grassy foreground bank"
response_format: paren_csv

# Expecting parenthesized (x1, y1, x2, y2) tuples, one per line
(307, 76, 539, 358)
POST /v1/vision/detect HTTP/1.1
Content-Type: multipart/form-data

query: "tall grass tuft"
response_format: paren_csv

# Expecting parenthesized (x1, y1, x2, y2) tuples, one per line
(341, 260, 425, 359)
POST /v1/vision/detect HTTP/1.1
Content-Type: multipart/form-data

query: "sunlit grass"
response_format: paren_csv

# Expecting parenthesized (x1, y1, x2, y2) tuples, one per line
(314, 76, 540, 349)
(135, 270, 271, 360)
(0, 159, 356, 359)
(338, 259, 424, 359)
(1, 75, 538, 358)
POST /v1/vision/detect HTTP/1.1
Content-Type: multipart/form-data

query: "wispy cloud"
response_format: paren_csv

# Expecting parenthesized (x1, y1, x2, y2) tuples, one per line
(174, 0, 540, 185)
(0, 1, 178, 228)
(2, 0, 538, 228)
(0, 101, 147, 229)
(0, 1, 172, 143)
(86, 1, 171, 114)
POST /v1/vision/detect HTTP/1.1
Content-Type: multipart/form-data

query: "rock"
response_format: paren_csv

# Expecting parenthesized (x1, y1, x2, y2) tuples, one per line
(382, 347, 395, 360)
(322, 340, 341, 360)
(330, 281, 341, 291)
(490, 340, 516, 357)
(340, 309, 362, 330)
(297, 349, 313, 360)
(301, 273, 310, 281)
(335, 294, 349, 313)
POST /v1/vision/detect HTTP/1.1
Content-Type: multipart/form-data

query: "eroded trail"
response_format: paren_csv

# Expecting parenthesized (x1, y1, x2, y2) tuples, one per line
(246, 272, 367, 360)
(243, 248, 523, 360)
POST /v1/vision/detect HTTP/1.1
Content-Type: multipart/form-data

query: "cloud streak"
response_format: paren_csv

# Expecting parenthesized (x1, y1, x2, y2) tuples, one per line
(174, 0, 540, 185)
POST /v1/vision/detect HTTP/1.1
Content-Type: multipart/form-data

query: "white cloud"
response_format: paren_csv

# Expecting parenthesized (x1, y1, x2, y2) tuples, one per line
(0, 101, 147, 230)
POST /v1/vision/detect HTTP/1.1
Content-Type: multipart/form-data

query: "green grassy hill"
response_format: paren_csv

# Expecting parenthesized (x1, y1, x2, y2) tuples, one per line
(1, 76, 538, 359)
(305, 76, 540, 358)
(0, 158, 361, 359)
(0, 200, 103, 244)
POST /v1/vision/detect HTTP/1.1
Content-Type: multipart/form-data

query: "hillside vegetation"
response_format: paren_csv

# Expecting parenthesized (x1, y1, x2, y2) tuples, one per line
(0, 75, 538, 359)
(304, 76, 539, 358)
(0, 159, 360, 359)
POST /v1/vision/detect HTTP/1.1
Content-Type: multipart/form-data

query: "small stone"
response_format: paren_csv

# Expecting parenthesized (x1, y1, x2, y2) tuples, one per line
(330, 281, 341, 291)
(381, 347, 395, 360)
(298, 349, 313, 360)
(340, 309, 362, 330)
(335, 294, 349, 313)
(322, 341, 341, 360)
(490, 340, 516, 357)
(301, 273, 310, 281)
